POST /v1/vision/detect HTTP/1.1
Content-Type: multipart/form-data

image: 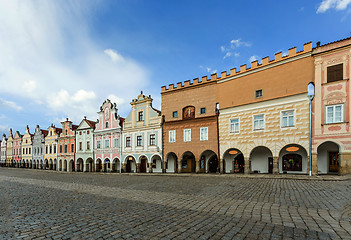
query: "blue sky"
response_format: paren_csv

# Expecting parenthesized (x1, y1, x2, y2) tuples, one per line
(0, 0, 351, 137)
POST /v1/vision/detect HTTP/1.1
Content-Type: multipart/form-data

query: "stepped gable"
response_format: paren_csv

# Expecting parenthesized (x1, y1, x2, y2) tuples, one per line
(161, 42, 313, 93)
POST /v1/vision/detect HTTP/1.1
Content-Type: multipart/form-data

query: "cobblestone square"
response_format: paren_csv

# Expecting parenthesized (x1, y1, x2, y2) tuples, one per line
(0, 168, 350, 239)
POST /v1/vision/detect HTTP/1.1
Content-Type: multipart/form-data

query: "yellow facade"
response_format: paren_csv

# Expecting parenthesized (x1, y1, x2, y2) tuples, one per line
(44, 125, 60, 169)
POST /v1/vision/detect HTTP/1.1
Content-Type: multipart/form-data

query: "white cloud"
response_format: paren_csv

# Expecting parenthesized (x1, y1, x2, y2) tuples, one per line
(107, 94, 125, 106)
(104, 49, 125, 62)
(0, 98, 22, 111)
(0, 125, 9, 135)
(249, 55, 259, 62)
(317, 0, 351, 13)
(221, 38, 251, 59)
(0, 1, 149, 124)
(223, 52, 232, 59)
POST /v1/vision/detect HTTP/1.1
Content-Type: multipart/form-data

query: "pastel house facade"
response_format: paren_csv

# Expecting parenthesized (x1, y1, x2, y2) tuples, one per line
(122, 92, 163, 173)
(58, 118, 78, 172)
(312, 37, 351, 175)
(21, 126, 33, 168)
(1, 134, 6, 167)
(94, 99, 123, 172)
(13, 131, 22, 167)
(44, 125, 62, 170)
(75, 117, 96, 172)
(32, 125, 48, 169)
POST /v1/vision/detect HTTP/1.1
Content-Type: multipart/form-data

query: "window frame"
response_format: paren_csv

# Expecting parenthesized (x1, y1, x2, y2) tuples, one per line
(200, 108, 206, 114)
(325, 104, 344, 124)
(230, 118, 240, 133)
(253, 114, 265, 131)
(172, 111, 178, 118)
(255, 89, 263, 98)
(200, 127, 208, 141)
(281, 110, 295, 128)
(149, 134, 156, 146)
(125, 137, 131, 147)
(184, 129, 191, 142)
(105, 139, 110, 148)
(169, 130, 176, 143)
(136, 136, 142, 147)
(138, 111, 144, 121)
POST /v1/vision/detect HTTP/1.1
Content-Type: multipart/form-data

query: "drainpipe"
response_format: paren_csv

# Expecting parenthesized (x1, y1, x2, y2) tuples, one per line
(161, 115, 165, 173)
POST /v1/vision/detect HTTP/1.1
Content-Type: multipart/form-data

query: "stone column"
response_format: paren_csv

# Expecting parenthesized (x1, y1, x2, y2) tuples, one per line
(273, 157, 279, 174)
(148, 162, 153, 173)
(220, 159, 224, 174)
(177, 159, 182, 173)
(339, 152, 351, 175)
(136, 163, 140, 173)
(244, 157, 250, 174)
(312, 153, 318, 175)
(121, 163, 126, 173)
(195, 160, 200, 173)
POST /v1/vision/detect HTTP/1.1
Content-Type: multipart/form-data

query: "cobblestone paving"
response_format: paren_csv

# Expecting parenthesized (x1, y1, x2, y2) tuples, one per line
(0, 168, 350, 239)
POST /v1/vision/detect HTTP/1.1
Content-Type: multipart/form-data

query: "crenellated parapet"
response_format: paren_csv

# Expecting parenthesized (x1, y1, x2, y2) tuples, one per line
(161, 42, 313, 93)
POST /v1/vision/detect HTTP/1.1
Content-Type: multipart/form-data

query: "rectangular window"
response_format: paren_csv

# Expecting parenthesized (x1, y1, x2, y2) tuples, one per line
(60, 145, 62, 153)
(23, 148, 25, 154)
(149, 134, 156, 146)
(253, 115, 264, 130)
(71, 144, 74, 152)
(64, 145, 67, 153)
(172, 111, 178, 118)
(137, 136, 142, 146)
(87, 141, 90, 150)
(255, 89, 263, 98)
(114, 138, 119, 148)
(200, 127, 208, 141)
(326, 104, 343, 124)
(126, 137, 131, 147)
(169, 130, 176, 143)
(97, 140, 101, 149)
(46, 146, 48, 154)
(105, 139, 110, 148)
(54, 145, 56, 154)
(29, 148, 31, 155)
(87, 130, 90, 135)
(200, 108, 206, 114)
(282, 110, 295, 127)
(138, 111, 143, 121)
(184, 129, 191, 142)
(327, 64, 343, 83)
(79, 142, 82, 151)
(230, 118, 239, 133)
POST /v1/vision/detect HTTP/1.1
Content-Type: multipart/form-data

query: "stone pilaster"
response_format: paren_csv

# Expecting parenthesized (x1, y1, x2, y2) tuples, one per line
(148, 162, 153, 173)
(312, 153, 318, 175)
(339, 152, 351, 175)
(244, 157, 250, 174)
(273, 157, 279, 174)
(178, 159, 182, 173)
(196, 160, 200, 173)
(220, 159, 224, 174)
(121, 163, 126, 173)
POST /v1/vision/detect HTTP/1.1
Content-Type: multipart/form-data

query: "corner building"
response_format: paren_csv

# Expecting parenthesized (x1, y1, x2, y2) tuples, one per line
(312, 37, 351, 175)
(161, 76, 219, 173)
(217, 43, 313, 174)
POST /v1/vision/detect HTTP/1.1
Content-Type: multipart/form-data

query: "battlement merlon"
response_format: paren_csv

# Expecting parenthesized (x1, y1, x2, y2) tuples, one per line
(161, 41, 313, 93)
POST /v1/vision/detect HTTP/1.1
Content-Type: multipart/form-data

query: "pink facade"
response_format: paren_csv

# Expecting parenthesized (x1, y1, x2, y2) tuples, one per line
(13, 131, 22, 166)
(312, 37, 351, 175)
(94, 99, 123, 172)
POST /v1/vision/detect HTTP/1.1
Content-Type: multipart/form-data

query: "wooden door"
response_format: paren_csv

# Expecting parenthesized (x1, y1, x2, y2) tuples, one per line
(329, 152, 339, 173)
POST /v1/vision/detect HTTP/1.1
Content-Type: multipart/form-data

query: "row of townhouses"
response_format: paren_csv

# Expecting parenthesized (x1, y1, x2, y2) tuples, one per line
(1, 37, 350, 175)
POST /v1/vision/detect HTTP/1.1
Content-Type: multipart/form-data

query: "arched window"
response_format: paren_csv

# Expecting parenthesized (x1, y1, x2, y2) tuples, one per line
(105, 122, 109, 128)
(282, 154, 302, 171)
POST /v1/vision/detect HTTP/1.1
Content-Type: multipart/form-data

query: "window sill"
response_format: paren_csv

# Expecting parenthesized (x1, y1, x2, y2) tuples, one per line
(322, 121, 348, 126)
(322, 78, 349, 85)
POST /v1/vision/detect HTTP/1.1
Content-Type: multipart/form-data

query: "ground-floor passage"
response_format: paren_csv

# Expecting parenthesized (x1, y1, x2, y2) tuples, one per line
(0, 168, 350, 239)
(220, 141, 351, 175)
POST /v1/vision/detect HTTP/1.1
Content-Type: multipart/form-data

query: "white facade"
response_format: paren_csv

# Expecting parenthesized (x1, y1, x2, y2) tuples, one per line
(122, 92, 163, 173)
(75, 117, 96, 172)
(0, 135, 6, 166)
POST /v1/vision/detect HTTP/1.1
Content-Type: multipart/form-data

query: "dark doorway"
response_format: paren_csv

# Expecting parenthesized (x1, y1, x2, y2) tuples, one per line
(208, 155, 218, 173)
(268, 157, 273, 174)
(140, 157, 147, 173)
(329, 152, 339, 173)
(234, 154, 245, 173)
